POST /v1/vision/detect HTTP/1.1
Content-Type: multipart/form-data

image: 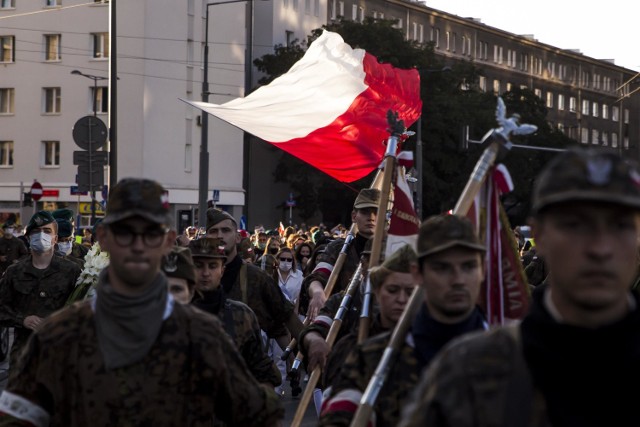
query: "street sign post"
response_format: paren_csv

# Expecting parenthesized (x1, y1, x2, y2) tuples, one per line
(286, 193, 296, 225)
(30, 181, 43, 201)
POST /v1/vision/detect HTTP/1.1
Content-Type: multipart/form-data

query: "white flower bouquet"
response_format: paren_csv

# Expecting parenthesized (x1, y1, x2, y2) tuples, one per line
(66, 242, 110, 304)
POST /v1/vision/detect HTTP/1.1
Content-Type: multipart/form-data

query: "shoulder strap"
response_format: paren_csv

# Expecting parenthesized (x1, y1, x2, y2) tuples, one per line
(239, 263, 248, 304)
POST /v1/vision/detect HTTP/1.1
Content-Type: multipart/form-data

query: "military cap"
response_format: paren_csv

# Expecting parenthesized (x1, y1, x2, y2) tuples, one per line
(2, 222, 14, 230)
(102, 178, 171, 226)
(26, 211, 56, 235)
(238, 237, 255, 259)
(417, 214, 485, 258)
(52, 208, 74, 222)
(369, 244, 417, 288)
(353, 188, 381, 210)
(532, 147, 640, 214)
(162, 246, 196, 285)
(189, 237, 227, 260)
(56, 219, 73, 238)
(205, 208, 237, 231)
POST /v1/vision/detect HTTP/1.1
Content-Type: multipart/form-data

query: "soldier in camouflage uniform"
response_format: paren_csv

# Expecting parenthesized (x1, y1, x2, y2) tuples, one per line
(400, 147, 640, 427)
(187, 237, 281, 387)
(0, 222, 28, 276)
(206, 208, 303, 352)
(299, 188, 380, 320)
(321, 215, 488, 427)
(0, 211, 81, 371)
(0, 178, 283, 426)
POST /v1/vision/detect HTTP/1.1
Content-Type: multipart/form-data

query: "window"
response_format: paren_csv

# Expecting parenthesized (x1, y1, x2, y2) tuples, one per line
(46, 0, 60, 6)
(338, 1, 343, 17)
(43, 87, 61, 113)
(462, 36, 466, 55)
(546, 92, 554, 108)
(534, 88, 542, 99)
(0, 36, 14, 63)
(92, 33, 109, 59)
(1, 0, 15, 8)
(42, 141, 60, 167)
(91, 87, 109, 113)
(358, 6, 363, 22)
(0, 141, 13, 167)
(624, 108, 629, 124)
(624, 137, 629, 149)
(478, 76, 486, 92)
(612, 106, 619, 122)
(330, 0, 336, 18)
(452, 32, 456, 53)
(602, 104, 608, 119)
(581, 99, 589, 115)
(493, 79, 500, 95)
(569, 97, 577, 113)
(612, 133, 618, 148)
(602, 132, 608, 146)
(304, 0, 309, 14)
(581, 128, 589, 144)
(313, 0, 319, 16)
(419, 24, 424, 43)
(0, 88, 14, 114)
(592, 102, 598, 118)
(446, 32, 450, 51)
(434, 28, 439, 48)
(351, 4, 356, 20)
(44, 34, 61, 61)
(558, 94, 565, 111)
(592, 129, 599, 145)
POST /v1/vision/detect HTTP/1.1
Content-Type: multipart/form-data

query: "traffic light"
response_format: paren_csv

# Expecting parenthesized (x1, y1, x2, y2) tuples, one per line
(23, 192, 32, 207)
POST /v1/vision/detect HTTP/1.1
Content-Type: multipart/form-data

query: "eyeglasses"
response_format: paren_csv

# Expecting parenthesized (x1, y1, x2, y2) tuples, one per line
(279, 257, 293, 262)
(110, 226, 168, 248)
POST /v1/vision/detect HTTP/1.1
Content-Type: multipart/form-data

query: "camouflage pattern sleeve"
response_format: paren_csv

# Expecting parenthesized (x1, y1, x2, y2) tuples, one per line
(0, 264, 25, 328)
(227, 300, 282, 387)
(298, 291, 343, 357)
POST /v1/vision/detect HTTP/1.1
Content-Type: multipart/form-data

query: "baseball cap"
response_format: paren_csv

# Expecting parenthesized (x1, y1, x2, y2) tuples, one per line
(162, 246, 196, 285)
(26, 211, 56, 235)
(189, 237, 227, 260)
(416, 214, 485, 258)
(102, 178, 171, 226)
(532, 147, 640, 214)
(353, 188, 380, 210)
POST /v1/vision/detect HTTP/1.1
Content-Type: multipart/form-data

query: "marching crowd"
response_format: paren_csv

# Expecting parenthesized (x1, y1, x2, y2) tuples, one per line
(0, 145, 638, 426)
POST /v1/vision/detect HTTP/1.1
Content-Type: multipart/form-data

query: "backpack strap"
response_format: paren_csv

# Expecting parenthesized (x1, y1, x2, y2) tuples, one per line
(239, 263, 248, 304)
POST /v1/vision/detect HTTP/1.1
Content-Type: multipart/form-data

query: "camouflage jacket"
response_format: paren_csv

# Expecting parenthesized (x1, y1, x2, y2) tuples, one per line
(0, 237, 28, 274)
(320, 305, 488, 427)
(193, 292, 281, 387)
(0, 255, 81, 357)
(222, 255, 294, 339)
(71, 242, 89, 260)
(0, 300, 283, 427)
(298, 233, 367, 316)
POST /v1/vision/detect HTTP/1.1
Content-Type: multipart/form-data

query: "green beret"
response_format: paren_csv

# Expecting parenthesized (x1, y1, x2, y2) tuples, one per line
(26, 211, 56, 235)
(52, 208, 74, 222)
(56, 219, 73, 238)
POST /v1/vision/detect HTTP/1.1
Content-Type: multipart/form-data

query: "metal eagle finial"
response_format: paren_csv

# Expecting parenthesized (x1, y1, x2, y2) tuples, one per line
(494, 97, 537, 141)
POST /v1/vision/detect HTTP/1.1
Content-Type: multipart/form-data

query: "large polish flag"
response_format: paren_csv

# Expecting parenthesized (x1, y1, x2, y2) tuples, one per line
(183, 30, 422, 183)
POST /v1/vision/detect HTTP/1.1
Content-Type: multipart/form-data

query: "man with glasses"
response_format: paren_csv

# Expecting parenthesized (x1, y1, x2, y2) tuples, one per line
(0, 178, 283, 426)
(0, 210, 81, 371)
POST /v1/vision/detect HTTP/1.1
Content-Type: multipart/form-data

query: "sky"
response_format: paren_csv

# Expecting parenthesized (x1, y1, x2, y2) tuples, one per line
(425, 0, 639, 71)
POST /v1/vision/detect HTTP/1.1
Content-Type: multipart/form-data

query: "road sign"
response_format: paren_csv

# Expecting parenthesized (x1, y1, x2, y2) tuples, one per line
(72, 116, 108, 151)
(70, 186, 89, 196)
(30, 181, 43, 201)
(285, 192, 296, 207)
(102, 185, 108, 201)
(212, 189, 220, 202)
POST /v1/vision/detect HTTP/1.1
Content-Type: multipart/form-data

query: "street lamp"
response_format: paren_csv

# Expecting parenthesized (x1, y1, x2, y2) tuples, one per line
(199, 0, 264, 229)
(71, 69, 108, 226)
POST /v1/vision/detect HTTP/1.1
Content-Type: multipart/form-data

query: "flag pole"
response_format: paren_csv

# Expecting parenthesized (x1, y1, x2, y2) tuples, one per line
(291, 111, 406, 427)
(349, 97, 535, 427)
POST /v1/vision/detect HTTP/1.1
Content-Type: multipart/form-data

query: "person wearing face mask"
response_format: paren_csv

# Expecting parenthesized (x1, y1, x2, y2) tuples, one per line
(0, 222, 28, 276)
(0, 211, 81, 372)
(276, 247, 303, 311)
(54, 219, 85, 268)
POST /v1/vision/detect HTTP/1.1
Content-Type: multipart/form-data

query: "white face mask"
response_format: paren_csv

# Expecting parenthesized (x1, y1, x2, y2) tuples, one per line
(279, 261, 292, 272)
(30, 232, 53, 253)
(5, 228, 14, 235)
(58, 241, 73, 255)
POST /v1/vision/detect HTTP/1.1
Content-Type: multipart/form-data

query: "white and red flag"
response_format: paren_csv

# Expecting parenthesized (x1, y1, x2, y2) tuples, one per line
(183, 30, 422, 182)
(385, 151, 420, 258)
(467, 164, 530, 325)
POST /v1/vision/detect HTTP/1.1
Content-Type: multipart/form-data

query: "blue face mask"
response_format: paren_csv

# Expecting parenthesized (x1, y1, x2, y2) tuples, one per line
(30, 232, 53, 253)
(58, 241, 73, 255)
